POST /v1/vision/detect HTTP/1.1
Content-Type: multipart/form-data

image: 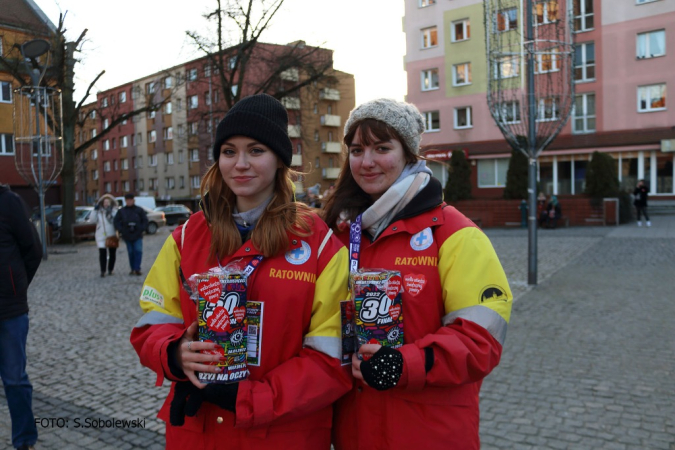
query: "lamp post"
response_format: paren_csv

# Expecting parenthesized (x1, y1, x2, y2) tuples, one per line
(22, 39, 51, 259)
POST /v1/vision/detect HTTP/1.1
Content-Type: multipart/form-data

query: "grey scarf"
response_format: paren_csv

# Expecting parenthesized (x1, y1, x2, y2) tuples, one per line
(232, 196, 273, 228)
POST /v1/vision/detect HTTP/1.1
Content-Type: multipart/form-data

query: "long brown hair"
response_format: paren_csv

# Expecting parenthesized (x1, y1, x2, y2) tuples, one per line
(200, 163, 314, 262)
(322, 119, 420, 230)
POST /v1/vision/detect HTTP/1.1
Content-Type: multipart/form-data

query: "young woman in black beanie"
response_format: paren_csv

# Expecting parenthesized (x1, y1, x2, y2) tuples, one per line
(131, 94, 351, 449)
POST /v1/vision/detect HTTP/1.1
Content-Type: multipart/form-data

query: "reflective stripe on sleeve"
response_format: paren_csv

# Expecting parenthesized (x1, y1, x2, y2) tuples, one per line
(303, 336, 342, 360)
(134, 310, 184, 328)
(442, 305, 508, 346)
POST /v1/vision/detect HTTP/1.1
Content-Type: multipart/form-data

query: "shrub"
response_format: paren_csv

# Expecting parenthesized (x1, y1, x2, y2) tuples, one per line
(503, 148, 529, 199)
(585, 151, 619, 199)
(443, 150, 472, 201)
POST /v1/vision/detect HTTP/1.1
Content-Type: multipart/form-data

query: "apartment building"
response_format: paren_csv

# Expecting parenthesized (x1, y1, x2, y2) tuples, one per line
(82, 42, 354, 207)
(0, 0, 59, 206)
(405, 0, 675, 200)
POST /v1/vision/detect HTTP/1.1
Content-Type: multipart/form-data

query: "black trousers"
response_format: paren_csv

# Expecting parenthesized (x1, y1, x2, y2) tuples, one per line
(99, 247, 117, 273)
(636, 206, 649, 221)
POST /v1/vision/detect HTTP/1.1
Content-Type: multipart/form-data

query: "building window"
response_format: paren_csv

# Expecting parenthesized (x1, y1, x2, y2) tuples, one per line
(537, 97, 559, 121)
(104, 182, 111, 192)
(166, 152, 174, 165)
(188, 68, 198, 81)
(0, 134, 14, 154)
(176, 98, 182, 111)
(149, 154, 158, 166)
(421, 27, 438, 49)
(454, 107, 472, 129)
(148, 110, 156, 119)
(423, 111, 440, 132)
(135, 133, 141, 145)
(90, 110, 96, 119)
(178, 150, 184, 163)
(478, 159, 509, 187)
(228, 57, 237, 70)
(205, 92, 211, 106)
(534, 1, 558, 25)
(314, 130, 319, 141)
(231, 85, 238, 97)
(123, 180, 130, 192)
(92, 170, 98, 181)
(574, 42, 595, 82)
(119, 91, 127, 103)
(137, 156, 143, 168)
(164, 76, 173, 89)
(113, 159, 118, 170)
(138, 179, 144, 190)
(573, 0, 593, 32)
(191, 175, 201, 189)
(164, 102, 172, 114)
(101, 97, 108, 108)
(315, 157, 320, 168)
(189, 95, 198, 109)
(177, 124, 185, 137)
(150, 178, 158, 190)
(166, 177, 175, 190)
(103, 161, 110, 172)
(91, 149, 97, 160)
(103, 139, 110, 151)
(496, 56, 520, 79)
(179, 176, 185, 188)
(451, 19, 470, 42)
(419, 0, 436, 6)
(91, 129, 97, 139)
(536, 49, 559, 73)
(204, 65, 211, 77)
(147, 82, 157, 94)
(0, 81, 12, 103)
(122, 158, 129, 170)
(637, 30, 666, 59)
(189, 122, 199, 136)
(148, 130, 157, 143)
(638, 84, 666, 112)
(313, 103, 318, 114)
(164, 127, 173, 140)
(496, 8, 518, 32)
(103, 118, 109, 129)
(420, 67, 439, 90)
(453, 63, 472, 86)
(573, 93, 596, 134)
(498, 101, 521, 124)
(190, 149, 200, 162)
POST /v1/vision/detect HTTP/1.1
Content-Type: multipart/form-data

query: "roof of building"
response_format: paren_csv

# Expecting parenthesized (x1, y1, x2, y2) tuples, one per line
(0, 0, 56, 36)
(422, 126, 675, 158)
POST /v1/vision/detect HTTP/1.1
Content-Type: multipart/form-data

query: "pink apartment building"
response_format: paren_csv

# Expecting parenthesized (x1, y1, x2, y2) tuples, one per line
(405, 0, 675, 201)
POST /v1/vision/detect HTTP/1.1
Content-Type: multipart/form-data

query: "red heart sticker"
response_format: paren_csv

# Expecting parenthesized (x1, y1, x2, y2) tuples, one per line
(202, 343, 225, 366)
(389, 304, 401, 321)
(198, 277, 222, 304)
(404, 274, 427, 297)
(207, 306, 230, 332)
(386, 275, 402, 300)
(232, 306, 246, 323)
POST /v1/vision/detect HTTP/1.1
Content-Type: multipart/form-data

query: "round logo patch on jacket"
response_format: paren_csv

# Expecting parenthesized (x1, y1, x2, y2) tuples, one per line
(410, 228, 433, 251)
(285, 240, 311, 265)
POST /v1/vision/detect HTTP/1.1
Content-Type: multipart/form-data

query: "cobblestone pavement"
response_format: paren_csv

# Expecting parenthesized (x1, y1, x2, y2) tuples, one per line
(1, 218, 673, 449)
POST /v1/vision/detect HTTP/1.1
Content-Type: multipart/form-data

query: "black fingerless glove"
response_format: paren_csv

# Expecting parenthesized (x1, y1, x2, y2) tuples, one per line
(169, 381, 204, 426)
(360, 346, 404, 391)
(203, 383, 239, 413)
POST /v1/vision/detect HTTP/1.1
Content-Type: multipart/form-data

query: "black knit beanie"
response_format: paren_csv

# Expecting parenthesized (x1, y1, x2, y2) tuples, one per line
(212, 93, 292, 167)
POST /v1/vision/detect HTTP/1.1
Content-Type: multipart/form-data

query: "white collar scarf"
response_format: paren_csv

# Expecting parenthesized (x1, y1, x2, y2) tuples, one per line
(359, 160, 433, 240)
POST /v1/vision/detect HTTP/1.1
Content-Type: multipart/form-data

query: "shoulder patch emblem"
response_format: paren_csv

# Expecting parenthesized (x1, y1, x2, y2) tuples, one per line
(141, 285, 165, 308)
(479, 285, 509, 303)
(410, 227, 433, 251)
(285, 240, 311, 265)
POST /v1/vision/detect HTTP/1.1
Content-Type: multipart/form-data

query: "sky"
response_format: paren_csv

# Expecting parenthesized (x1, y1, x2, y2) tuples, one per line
(31, 0, 408, 106)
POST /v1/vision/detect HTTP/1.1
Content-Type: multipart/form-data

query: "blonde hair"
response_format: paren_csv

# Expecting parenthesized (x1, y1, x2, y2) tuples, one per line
(200, 164, 314, 262)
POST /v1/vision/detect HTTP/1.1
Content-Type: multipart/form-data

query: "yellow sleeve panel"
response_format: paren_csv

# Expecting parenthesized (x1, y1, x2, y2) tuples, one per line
(138, 234, 184, 322)
(438, 227, 512, 324)
(306, 246, 350, 340)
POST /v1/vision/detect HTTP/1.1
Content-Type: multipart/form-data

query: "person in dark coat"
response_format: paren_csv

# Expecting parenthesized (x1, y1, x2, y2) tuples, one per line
(114, 193, 148, 276)
(633, 179, 650, 227)
(0, 184, 42, 450)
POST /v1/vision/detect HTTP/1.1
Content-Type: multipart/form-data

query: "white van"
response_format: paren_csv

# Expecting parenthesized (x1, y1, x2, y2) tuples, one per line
(115, 196, 157, 210)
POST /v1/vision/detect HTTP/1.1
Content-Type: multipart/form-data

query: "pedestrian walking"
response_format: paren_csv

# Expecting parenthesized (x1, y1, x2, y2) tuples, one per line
(130, 94, 351, 449)
(546, 195, 562, 229)
(114, 193, 148, 275)
(633, 179, 651, 227)
(322, 99, 513, 450)
(90, 193, 119, 277)
(0, 184, 42, 450)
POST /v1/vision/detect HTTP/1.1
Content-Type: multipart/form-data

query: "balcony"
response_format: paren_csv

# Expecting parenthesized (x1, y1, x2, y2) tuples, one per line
(322, 168, 340, 179)
(321, 114, 341, 127)
(321, 141, 342, 153)
(288, 124, 301, 138)
(280, 68, 299, 81)
(291, 154, 303, 167)
(319, 88, 340, 101)
(281, 96, 301, 110)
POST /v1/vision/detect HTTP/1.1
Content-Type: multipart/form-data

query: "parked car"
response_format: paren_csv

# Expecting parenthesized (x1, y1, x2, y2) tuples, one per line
(142, 206, 166, 235)
(72, 207, 96, 240)
(115, 195, 157, 210)
(155, 204, 192, 226)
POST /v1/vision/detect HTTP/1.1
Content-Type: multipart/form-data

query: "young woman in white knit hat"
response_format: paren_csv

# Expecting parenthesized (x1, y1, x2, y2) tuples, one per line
(323, 98, 513, 450)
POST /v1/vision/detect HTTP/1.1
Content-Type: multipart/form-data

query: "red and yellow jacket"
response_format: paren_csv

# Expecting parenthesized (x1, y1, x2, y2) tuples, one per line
(130, 211, 351, 449)
(333, 198, 512, 450)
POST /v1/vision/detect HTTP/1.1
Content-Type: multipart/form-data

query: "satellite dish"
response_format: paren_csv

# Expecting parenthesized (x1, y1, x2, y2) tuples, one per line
(21, 39, 51, 59)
